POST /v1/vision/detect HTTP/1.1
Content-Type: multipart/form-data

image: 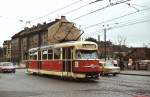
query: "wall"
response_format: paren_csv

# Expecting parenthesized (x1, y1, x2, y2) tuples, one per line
(11, 38, 20, 62)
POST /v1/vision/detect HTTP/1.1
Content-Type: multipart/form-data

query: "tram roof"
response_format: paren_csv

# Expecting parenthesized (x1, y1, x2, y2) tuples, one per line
(29, 47, 40, 52)
(54, 41, 97, 48)
(29, 41, 97, 51)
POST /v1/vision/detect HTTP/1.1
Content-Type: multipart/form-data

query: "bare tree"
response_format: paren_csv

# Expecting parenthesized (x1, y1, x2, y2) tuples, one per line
(116, 34, 127, 46)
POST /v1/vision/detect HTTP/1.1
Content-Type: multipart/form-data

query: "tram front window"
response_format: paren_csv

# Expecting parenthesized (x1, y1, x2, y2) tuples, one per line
(76, 50, 97, 59)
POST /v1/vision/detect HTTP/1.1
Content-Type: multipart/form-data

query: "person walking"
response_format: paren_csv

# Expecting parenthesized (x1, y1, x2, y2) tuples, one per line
(128, 57, 133, 70)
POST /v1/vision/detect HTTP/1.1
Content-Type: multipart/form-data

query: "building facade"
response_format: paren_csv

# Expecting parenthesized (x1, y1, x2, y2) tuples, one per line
(2, 40, 11, 61)
(0, 47, 4, 61)
(125, 47, 150, 70)
(126, 47, 150, 60)
(11, 16, 81, 63)
(98, 41, 113, 59)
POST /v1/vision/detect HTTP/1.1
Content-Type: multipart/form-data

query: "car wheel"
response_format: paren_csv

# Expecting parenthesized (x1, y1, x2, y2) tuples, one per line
(100, 72, 103, 76)
(113, 73, 116, 76)
(1, 70, 4, 73)
(104, 74, 108, 76)
(13, 70, 16, 73)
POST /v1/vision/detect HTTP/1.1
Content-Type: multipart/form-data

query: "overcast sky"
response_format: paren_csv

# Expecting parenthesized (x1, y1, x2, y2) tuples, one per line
(0, 0, 150, 47)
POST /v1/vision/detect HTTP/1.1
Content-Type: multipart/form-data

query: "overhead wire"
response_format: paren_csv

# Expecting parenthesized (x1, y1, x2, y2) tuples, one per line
(84, 19, 150, 39)
(1, 0, 149, 29)
(1, 0, 84, 25)
(109, 18, 150, 30)
(126, 3, 149, 8)
(0, 0, 130, 25)
(126, 3, 140, 11)
(71, 5, 110, 21)
(114, 15, 150, 25)
(0, 16, 24, 23)
(29, 0, 105, 23)
(1, 0, 150, 46)
(82, 7, 150, 30)
(29, 0, 83, 22)
(71, 0, 131, 21)
(0, 0, 106, 26)
(0, 0, 147, 25)
(82, 16, 150, 38)
(61, 0, 104, 16)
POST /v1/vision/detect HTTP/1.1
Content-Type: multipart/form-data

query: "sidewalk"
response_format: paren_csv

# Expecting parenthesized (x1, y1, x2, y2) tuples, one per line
(120, 70, 150, 76)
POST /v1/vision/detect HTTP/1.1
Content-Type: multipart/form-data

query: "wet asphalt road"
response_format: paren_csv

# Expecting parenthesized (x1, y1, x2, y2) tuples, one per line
(0, 69, 150, 97)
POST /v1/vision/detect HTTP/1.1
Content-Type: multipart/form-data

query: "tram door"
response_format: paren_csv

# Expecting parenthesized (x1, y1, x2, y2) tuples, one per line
(62, 47, 73, 76)
(38, 51, 42, 74)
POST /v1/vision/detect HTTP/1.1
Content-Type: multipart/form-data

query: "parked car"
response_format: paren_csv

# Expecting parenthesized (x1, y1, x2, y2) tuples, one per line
(99, 61, 120, 76)
(0, 62, 16, 73)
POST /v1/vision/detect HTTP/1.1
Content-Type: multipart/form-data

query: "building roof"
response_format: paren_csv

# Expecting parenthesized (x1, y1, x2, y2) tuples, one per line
(12, 20, 59, 39)
(3, 40, 11, 45)
(125, 47, 150, 60)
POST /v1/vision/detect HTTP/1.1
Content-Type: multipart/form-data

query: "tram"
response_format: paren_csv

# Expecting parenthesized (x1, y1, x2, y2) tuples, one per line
(26, 41, 100, 79)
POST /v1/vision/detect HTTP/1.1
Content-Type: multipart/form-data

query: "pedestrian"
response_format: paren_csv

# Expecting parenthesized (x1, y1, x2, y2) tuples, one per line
(112, 59, 118, 67)
(119, 58, 124, 70)
(128, 57, 133, 70)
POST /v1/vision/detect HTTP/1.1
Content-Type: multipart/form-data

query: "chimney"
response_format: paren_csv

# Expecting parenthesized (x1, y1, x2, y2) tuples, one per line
(98, 35, 100, 42)
(24, 27, 29, 30)
(61, 16, 66, 20)
(43, 22, 46, 25)
(55, 18, 60, 21)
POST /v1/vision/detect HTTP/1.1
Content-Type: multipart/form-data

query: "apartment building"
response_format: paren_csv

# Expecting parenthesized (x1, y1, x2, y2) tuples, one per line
(11, 16, 81, 63)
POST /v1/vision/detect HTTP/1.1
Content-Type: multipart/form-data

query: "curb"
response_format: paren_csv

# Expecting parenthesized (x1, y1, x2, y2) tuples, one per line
(120, 73, 150, 77)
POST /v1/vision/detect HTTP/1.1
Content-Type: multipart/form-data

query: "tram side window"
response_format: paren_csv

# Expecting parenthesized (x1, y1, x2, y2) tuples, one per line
(42, 50, 48, 60)
(30, 52, 37, 60)
(54, 48, 60, 59)
(48, 50, 53, 59)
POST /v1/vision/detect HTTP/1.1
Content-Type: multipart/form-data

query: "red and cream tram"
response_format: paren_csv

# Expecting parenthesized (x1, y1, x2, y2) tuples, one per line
(26, 41, 100, 79)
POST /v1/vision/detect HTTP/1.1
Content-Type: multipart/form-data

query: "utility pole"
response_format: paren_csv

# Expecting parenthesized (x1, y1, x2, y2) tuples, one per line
(104, 28, 107, 61)
(103, 24, 108, 61)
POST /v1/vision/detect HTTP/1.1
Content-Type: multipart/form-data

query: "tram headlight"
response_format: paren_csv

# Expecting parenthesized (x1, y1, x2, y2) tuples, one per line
(75, 61, 79, 68)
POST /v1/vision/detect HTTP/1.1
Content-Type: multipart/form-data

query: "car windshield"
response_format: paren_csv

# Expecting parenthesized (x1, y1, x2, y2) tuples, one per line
(76, 50, 97, 59)
(2, 63, 13, 66)
(104, 62, 114, 67)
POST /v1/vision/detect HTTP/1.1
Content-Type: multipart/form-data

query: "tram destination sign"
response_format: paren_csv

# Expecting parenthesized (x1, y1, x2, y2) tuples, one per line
(82, 44, 97, 49)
